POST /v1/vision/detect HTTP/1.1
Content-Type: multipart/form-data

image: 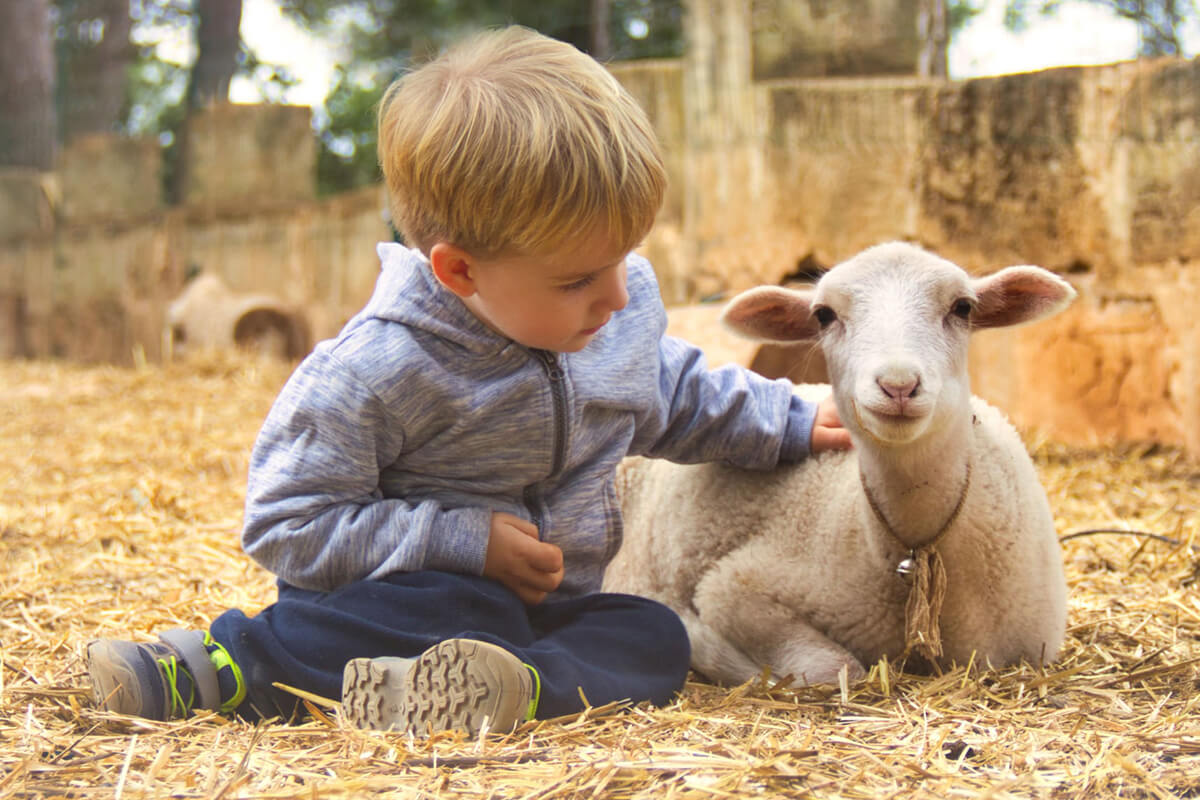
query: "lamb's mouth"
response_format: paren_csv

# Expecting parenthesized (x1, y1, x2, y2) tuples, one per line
(855, 402, 932, 441)
(863, 406, 928, 424)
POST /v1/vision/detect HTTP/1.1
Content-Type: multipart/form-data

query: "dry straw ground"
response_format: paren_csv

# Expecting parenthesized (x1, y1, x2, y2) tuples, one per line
(2, 353, 1199, 799)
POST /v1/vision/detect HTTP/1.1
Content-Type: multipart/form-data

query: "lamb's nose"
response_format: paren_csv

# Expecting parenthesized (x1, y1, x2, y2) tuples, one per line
(878, 377, 919, 400)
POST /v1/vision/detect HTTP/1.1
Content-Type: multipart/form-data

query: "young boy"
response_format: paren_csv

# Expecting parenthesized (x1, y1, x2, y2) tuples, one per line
(88, 26, 849, 736)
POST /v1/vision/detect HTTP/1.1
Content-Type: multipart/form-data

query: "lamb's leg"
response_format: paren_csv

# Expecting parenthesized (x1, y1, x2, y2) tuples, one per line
(763, 626, 868, 686)
(678, 609, 763, 685)
(685, 605, 867, 687)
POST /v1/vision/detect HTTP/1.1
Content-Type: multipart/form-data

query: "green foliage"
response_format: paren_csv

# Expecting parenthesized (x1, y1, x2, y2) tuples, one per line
(1002, 0, 1062, 31)
(611, 0, 685, 59)
(314, 68, 382, 195)
(239, 45, 302, 102)
(281, 0, 684, 195)
(948, 0, 987, 33)
(1002, 0, 1198, 55)
(279, 0, 684, 61)
(124, 44, 189, 139)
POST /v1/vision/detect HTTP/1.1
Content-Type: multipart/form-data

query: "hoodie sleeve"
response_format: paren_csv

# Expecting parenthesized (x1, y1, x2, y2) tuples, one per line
(240, 347, 492, 591)
(631, 334, 817, 467)
(620, 257, 817, 467)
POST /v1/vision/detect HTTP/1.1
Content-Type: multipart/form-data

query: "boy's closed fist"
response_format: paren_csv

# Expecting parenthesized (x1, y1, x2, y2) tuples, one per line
(483, 512, 564, 605)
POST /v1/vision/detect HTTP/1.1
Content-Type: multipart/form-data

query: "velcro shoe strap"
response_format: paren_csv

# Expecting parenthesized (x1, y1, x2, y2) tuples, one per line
(160, 629, 221, 712)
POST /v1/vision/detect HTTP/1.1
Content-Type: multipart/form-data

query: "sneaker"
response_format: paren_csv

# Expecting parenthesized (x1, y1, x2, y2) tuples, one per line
(341, 638, 540, 736)
(88, 629, 245, 720)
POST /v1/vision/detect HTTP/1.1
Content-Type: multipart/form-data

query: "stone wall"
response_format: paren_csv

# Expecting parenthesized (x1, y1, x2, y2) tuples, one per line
(623, 0, 1200, 457)
(0, 103, 390, 364)
(180, 104, 317, 215)
(751, 0, 921, 79)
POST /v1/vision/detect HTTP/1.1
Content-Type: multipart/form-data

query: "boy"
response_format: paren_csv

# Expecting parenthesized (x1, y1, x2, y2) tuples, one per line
(88, 26, 849, 736)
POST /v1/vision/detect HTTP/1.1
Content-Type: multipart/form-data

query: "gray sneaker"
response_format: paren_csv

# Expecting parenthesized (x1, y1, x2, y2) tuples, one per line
(87, 630, 221, 720)
(341, 638, 538, 736)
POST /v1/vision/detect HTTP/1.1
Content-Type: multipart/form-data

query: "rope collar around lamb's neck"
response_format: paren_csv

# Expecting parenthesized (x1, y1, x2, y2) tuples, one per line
(860, 458, 973, 663)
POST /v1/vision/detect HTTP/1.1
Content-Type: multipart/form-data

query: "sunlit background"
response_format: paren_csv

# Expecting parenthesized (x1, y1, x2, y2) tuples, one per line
(7, 0, 1195, 201)
(214, 0, 1200, 106)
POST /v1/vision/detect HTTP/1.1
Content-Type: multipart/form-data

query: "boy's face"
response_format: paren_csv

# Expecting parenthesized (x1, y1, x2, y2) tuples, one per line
(435, 229, 631, 353)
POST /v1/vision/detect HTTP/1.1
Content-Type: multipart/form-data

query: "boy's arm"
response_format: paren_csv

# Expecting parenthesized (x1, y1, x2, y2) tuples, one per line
(241, 349, 491, 591)
(620, 255, 846, 467)
(632, 333, 841, 467)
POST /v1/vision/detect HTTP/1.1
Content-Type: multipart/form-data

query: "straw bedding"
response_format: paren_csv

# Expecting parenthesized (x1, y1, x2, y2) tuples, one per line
(1, 353, 1198, 799)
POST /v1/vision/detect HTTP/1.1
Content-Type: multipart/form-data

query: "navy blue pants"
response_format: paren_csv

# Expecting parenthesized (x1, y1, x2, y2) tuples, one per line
(208, 571, 691, 722)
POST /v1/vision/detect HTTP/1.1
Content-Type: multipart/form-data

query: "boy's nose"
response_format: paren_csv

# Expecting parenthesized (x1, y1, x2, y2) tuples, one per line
(604, 267, 630, 312)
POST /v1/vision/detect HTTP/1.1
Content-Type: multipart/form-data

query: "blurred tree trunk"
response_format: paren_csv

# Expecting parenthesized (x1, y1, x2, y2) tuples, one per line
(917, 0, 948, 77)
(58, 0, 134, 142)
(0, 0, 58, 168)
(187, 0, 244, 108)
(171, 0, 243, 203)
(591, 0, 611, 60)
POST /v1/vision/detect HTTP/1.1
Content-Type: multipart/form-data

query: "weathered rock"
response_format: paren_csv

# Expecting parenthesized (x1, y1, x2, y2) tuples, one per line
(0, 169, 54, 242)
(59, 134, 162, 226)
(752, 0, 921, 80)
(181, 103, 316, 217)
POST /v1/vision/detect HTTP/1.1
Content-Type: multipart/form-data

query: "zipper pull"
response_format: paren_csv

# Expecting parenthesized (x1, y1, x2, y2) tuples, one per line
(537, 350, 564, 381)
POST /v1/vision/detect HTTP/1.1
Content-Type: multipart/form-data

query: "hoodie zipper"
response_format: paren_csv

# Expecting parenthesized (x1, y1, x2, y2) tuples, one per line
(524, 349, 568, 535)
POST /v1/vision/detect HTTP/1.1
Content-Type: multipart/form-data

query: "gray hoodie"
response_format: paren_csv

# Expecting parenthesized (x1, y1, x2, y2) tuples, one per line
(241, 243, 816, 598)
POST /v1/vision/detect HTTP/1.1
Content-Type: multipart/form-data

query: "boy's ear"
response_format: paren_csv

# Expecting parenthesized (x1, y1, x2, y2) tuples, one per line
(429, 243, 478, 298)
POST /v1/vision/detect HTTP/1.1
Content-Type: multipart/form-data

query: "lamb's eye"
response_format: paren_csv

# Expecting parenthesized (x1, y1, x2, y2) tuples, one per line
(951, 299, 973, 320)
(813, 306, 837, 329)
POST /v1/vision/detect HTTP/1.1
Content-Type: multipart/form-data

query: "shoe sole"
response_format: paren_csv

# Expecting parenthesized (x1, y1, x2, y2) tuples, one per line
(341, 639, 531, 736)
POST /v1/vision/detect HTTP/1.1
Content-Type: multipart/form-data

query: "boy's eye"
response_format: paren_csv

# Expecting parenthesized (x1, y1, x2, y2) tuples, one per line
(560, 274, 597, 291)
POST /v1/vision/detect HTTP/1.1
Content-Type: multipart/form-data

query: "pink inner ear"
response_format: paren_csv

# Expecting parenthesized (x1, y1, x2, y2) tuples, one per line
(973, 268, 1075, 329)
(722, 287, 818, 342)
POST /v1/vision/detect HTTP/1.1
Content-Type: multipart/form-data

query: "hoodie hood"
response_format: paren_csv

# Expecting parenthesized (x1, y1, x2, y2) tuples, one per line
(365, 243, 514, 357)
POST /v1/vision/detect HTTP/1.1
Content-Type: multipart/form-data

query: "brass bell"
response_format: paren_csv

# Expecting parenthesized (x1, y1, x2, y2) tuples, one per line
(896, 554, 917, 583)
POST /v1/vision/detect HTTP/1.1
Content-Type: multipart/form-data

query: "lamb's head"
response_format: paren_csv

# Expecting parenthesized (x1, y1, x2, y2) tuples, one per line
(721, 242, 1076, 448)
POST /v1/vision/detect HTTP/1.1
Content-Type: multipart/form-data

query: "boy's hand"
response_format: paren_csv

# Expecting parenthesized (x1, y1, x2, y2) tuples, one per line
(811, 394, 853, 454)
(483, 512, 564, 605)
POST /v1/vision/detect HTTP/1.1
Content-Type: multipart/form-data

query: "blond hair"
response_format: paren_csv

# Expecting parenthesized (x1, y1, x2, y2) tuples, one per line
(378, 26, 665, 257)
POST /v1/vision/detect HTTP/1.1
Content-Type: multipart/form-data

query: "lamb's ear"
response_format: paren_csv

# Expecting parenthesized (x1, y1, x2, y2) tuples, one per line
(971, 266, 1077, 330)
(720, 286, 820, 343)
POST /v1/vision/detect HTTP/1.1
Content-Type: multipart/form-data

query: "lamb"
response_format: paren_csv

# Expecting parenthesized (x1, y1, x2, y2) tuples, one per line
(603, 241, 1075, 686)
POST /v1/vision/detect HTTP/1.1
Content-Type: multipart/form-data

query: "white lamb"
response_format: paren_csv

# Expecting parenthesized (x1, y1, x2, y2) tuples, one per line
(604, 242, 1075, 685)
